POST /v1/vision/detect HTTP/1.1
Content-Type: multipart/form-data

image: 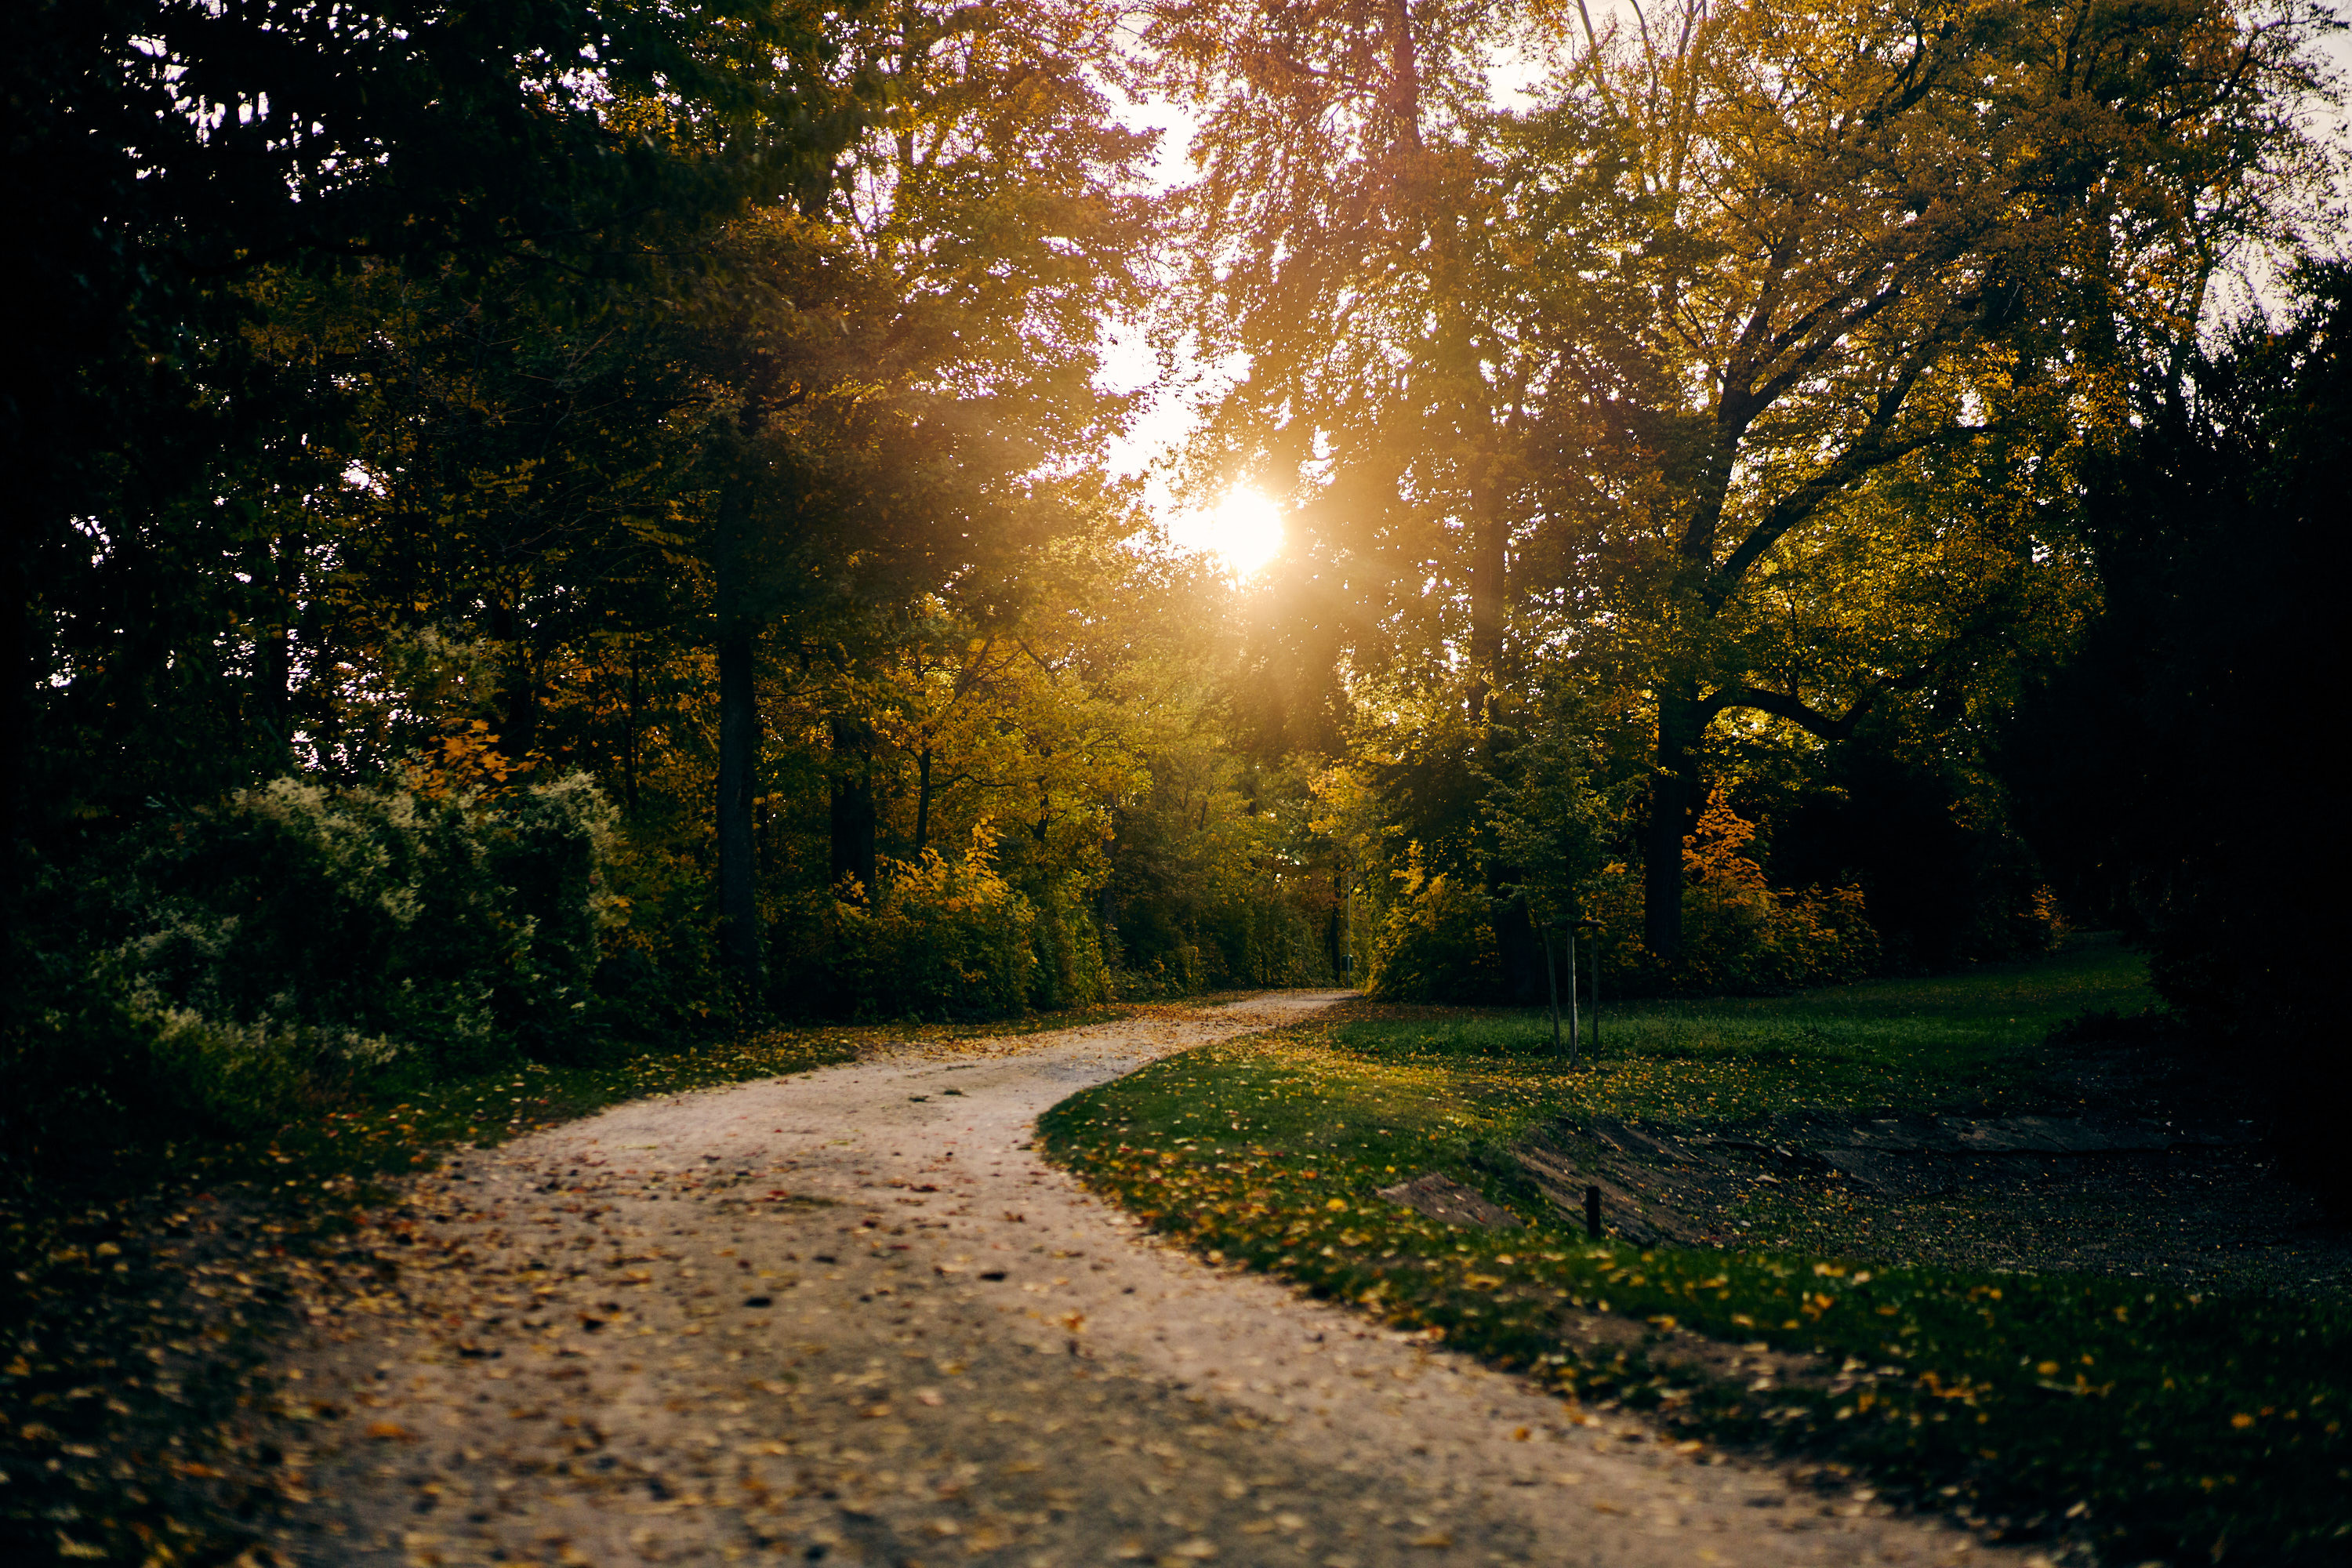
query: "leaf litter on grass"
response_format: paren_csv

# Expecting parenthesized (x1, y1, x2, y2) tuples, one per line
(1040, 949, 2352, 1566)
(0, 1001, 1139, 1566)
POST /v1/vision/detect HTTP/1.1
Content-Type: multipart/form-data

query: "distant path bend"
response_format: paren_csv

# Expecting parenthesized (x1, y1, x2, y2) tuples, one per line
(267, 992, 2018, 1568)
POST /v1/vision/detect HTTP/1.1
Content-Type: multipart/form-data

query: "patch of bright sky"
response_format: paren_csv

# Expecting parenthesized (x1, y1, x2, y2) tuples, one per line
(1095, 96, 1266, 574)
(1098, 45, 1551, 579)
(1098, 19, 2350, 576)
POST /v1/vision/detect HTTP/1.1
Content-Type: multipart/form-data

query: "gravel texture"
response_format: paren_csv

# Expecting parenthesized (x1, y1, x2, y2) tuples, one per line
(260, 993, 2033, 1568)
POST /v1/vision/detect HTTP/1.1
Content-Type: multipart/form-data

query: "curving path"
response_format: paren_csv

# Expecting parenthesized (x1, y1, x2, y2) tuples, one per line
(261, 993, 2029, 1568)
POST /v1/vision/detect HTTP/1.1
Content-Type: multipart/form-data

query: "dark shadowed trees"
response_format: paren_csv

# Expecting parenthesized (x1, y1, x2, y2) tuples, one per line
(2005, 270, 2352, 1210)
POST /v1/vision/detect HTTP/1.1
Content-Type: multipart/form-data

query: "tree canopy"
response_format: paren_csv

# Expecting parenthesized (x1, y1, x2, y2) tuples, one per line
(3, 0, 2346, 1203)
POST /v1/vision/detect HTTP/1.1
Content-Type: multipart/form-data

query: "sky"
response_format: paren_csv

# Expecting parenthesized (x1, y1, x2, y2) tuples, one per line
(1099, 18, 2352, 579)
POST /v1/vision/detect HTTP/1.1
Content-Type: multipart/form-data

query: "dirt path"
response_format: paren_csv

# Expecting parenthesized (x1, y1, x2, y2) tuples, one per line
(260, 994, 2026, 1568)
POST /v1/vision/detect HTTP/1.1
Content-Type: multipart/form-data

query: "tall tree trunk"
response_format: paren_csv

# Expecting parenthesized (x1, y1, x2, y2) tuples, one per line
(1645, 423, 1747, 964)
(622, 643, 642, 817)
(1385, 0, 1423, 159)
(829, 716, 877, 901)
(717, 628, 762, 996)
(913, 743, 935, 855)
(1327, 880, 1344, 980)
(1643, 683, 1703, 963)
(713, 441, 764, 1003)
(249, 532, 294, 768)
(502, 653, 539, 772)
(1465, 473, 1506, 727)
(0, 531, 26, 976)
(1543, 927, 1560, 1051)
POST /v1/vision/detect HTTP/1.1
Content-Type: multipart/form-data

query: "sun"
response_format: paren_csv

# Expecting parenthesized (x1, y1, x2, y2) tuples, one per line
(1171, 486, 1286, 576)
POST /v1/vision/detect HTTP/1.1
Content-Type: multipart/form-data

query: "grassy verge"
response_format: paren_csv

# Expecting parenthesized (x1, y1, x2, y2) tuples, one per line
(1039, 950, 2352, 1565)
(0, 1000, 1138, 1565)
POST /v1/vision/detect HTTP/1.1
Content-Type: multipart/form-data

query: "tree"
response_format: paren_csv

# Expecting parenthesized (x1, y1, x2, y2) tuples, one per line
(2005, 269, 2352, 1209)
(1507, 0, 2325, 960)
(4, 0, 859, 966)
(1142, 0, 1536, 722)
(1483, 711, 1619, 1047)
(683, 0, 1158, 998)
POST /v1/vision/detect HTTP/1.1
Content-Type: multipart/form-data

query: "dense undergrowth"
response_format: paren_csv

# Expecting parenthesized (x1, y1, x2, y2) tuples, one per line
(1040, 949, 2352, 1565)
(0, 771, 1230, 1213)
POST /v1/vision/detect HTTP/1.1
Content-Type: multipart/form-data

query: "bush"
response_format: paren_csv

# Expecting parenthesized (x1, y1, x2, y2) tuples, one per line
(1109, 935, 1207, 1000)
(1367, 800, 1882, 1003)
(1364, 860, 1503, 1002)
(1582, 797, 1881, 995)
(1769, 746, 2060, 969)
(1199, 893, 1338, 989)
(829, 834, 1040, 1020)
(1029, 879, 1112, 1011)
(111, 774, 620, 1075)
(0, 774, 623, 1192)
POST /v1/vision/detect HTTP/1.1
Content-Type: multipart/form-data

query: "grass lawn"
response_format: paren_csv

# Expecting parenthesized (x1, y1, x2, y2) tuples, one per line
(1040, 943, 2352, 1566)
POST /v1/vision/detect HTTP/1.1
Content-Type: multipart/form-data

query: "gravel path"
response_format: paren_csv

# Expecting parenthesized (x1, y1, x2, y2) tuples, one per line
(262, 994, 2028, 1568)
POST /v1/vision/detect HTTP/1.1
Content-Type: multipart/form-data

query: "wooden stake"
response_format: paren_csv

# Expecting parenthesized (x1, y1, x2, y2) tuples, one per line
(1589, 928, 1600, 1051)
(1567, 927, 1581, 1064)
(1542, 927, 1561, 1052)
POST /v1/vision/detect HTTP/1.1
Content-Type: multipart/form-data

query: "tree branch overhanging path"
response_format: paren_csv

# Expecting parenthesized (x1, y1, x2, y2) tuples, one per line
(252, 994, 2027, 1567)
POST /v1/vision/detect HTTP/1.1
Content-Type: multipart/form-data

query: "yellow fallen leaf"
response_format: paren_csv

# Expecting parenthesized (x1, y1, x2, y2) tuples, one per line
(1410, 1532, 1454, 1548)
(366, 1421, 416, 1441)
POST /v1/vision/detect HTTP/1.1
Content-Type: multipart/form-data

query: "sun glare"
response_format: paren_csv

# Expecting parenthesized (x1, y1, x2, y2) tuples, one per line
(1173, 486, 1285, 576)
